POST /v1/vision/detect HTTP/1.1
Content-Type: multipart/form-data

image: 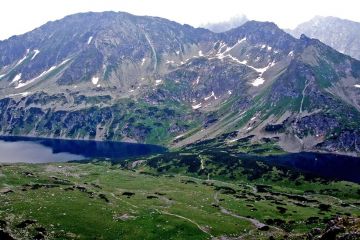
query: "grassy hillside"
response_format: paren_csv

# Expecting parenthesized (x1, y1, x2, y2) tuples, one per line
(0, 155, 359, 239)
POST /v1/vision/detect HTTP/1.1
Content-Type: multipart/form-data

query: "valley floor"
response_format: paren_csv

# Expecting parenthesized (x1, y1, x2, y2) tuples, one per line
(0, 162, 359, 239)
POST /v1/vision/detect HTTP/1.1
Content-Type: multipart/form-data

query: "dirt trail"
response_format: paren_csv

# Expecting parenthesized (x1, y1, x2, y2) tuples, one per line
(154, 209, 213, 237)
(110, 193, 138, 209)
(213, 192, 267, 229)
(317, 194, 360, 210)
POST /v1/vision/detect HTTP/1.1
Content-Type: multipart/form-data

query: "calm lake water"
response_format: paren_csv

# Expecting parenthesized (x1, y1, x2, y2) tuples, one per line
(0, 136, 166, 163)
(0, 136, 359, 183)
(261, 152, 360, 183)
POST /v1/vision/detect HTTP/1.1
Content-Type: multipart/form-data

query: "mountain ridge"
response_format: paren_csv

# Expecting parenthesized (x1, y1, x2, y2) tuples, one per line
(289, 16, 360, 60)
(1, 11, 360, 155)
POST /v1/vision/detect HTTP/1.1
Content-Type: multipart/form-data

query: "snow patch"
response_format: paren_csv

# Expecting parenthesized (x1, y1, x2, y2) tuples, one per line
(198, 50, 203, 56)
(87, 36, 93, 44)
(92, 77, 99, 85)
(155, 79, 163, 86)
(218, 42, 227, 53)
(6, 92, 31, 98)
(193, 76, 200, 85)
(249, 62, 276, 87)
(31, 50, 40, 60)
(15, 59, 70, 89)
(0, 74, 5, 79)
(217, 53, 274, 76)
(97, 84, 101, 88)
(225, 55, 245, 64)
(228, 90, 232, 95)
(250, 116, 256, 121)
(354, 84, 360, 88)
(221, 38, 246, 56)
(215, 40, 245, 59)
(15, 53, 28, 66)
(238, 37, 247, 43)
(288, 51, 294, 57)
(11, 73, 22, 84)
(166, 60, 175, 64)
(267, 46, 272, 51)
(141, 58, 146, 66)
(216, 52, 275, 87)
(251, 77, 265, 87)
(204, 91, 217, 101)
(192, 103, 202, 110)
(174, 134, 185, 140)
(60, 59, 70, 65)
(176, 51, 180, 55)
(255, 62, 275, 74)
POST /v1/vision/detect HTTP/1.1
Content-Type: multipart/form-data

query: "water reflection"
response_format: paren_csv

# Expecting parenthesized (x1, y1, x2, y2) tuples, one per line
(0, 136, 166, 163)
(0, 140, 84, 163)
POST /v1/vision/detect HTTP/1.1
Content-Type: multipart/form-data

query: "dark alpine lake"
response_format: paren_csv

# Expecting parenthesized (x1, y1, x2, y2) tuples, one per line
(0, 136, 359, 183)
(0, 136, 166, 163)
(261, 152, 360, 183)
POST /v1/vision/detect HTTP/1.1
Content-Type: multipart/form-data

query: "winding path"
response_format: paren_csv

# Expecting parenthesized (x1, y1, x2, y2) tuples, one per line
(154, 209, 213, 237)
(213, 192, 267, 229)
(110, 193, 138, 209)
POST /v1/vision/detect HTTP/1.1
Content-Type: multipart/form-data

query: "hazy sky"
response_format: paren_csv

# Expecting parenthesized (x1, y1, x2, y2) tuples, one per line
(0, 0, 359, 40)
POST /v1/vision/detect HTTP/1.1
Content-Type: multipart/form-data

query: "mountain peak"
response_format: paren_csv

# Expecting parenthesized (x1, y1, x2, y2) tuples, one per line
(223, 20, 297, 52)
(289, 16, 360, 60)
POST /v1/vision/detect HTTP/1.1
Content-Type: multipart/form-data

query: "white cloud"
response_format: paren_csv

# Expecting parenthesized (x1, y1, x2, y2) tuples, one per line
(0, 0, 359, 40)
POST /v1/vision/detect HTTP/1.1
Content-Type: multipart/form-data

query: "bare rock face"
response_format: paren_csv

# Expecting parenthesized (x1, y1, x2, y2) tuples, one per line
(306, 217, 360, 240)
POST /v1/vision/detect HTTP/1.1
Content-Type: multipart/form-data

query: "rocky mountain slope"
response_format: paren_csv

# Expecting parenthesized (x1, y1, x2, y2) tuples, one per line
(289, 16, 360, 60)
(1, 12, 360, 154)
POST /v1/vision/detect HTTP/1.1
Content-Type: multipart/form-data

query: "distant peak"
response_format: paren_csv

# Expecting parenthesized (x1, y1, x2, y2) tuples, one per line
(201, 15, 248, 33)
(300, 34, 310, 40)
(241, 20, 278, 28)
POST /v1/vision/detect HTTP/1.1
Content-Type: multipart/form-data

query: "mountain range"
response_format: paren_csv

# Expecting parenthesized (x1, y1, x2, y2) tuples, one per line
(1, 11, 360, 155)
(289, 16, 360, 60)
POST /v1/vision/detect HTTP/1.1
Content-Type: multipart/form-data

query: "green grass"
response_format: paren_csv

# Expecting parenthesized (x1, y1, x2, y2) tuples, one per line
(0, 163, 261, 239)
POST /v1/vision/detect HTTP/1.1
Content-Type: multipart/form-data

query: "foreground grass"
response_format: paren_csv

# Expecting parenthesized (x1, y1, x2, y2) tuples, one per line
(0, 162, 359, 239)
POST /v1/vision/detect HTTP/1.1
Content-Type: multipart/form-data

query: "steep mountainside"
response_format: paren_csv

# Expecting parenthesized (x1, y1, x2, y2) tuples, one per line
(289, 16, 360, 60)
(1, 12, 360, 154)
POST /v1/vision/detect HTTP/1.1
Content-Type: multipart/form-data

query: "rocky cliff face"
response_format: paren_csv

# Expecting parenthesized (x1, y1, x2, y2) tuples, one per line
(1, 12, 360, 154)
(289, 16, 360, 60)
